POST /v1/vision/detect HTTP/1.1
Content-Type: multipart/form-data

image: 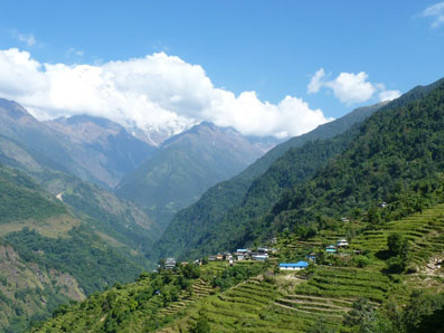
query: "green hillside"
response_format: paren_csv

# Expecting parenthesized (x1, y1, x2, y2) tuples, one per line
(31, 203, 444, 333)
(266, 78, 444, 237)
(0, 133, 160, 253)
(160, 135, 353, 260)
(29, 77, 444, 333)
(0, 165, 66, 223)
(0, 164, 148, 331)
(157, 78, 444, 261)
(116, 122, 270, 229)
(155, 103, 383, 260)
(0, 240, 84, 333)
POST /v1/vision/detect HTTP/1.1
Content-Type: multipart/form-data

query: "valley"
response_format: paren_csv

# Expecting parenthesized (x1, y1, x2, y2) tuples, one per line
(0, 4, 443, 331)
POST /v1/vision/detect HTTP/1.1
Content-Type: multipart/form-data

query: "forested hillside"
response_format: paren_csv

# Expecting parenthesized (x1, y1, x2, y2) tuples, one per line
(0, 164, 147, 331)
(0, 127, 160, 253)
(266, 77, 444, 236)
(157, 78, 444, 260)
(32, 203, 444, 332)
(156, 103, 384, 259)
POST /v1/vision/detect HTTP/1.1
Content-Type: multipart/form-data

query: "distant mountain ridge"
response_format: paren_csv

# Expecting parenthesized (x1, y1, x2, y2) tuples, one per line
(0, 99, 155, 188)
(116, 121, 278, 229)
(44, 114, 156, 187)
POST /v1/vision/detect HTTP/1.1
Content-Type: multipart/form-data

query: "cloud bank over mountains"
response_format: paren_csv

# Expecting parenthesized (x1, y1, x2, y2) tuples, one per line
(308, 68, 400, 105)
(0, 48, 332, 138)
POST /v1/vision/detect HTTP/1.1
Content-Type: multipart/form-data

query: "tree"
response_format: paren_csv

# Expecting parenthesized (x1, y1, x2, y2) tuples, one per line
(387, 233, 408, 258)
(385, 233, 409, 273)
(190, 310, 211, 333)
(403, 291, 444, 333)
(344, 298, 375, 329)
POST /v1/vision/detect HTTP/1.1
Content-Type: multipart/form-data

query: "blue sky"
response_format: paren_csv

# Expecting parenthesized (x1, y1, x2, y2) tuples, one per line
(0, 1, 443, 137)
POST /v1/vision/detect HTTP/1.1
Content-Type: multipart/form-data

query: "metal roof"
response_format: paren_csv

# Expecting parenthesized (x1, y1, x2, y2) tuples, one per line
(279, 261, 309, 267)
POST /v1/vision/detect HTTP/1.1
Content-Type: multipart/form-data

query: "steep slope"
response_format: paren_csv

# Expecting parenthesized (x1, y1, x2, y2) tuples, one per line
(0, 164, 67, 224)
(0, 242, 85, 333)
(0, 164, 146, 331)
(32, 203, 444, 332)
(0, 99, 154, 188)
(44, 115, 155, 187)
(116, 122, 273, 228)
(156, 103, 384, 259)
(157, 77, 444, 260)
(265, 78, 444, 236)
(0, 133, 161, 252)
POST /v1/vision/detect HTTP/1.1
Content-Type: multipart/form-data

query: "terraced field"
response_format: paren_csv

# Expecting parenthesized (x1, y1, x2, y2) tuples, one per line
(157, 204, 444, 332)
(159, 273, 352, 332)
(352, 203, 444, 267)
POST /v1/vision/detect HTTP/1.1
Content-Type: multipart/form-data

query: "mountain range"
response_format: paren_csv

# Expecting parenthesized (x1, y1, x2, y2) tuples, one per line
(0, 97, 278, 330)
(28, 77, 444, 333)
(116, 121, 279, 228)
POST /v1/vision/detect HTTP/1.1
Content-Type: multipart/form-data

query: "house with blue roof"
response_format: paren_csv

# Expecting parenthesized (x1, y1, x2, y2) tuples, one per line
(326, 245, 337, 254)
(279, 261, 309, 271)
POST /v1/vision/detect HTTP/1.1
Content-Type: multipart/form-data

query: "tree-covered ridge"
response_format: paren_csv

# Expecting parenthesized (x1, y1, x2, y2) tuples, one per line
(0, 164, 66, 223)
(4, 227, 144, 296)
(156, 103, 384, 260)
(268, 78, 444, 234)
(165, 135, 353, 260)
(0, 162, 151, 331)
(158, 77, 444, 261)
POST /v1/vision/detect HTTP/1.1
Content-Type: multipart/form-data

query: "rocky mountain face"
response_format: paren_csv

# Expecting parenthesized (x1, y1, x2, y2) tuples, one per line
(115, 121, 278, 229)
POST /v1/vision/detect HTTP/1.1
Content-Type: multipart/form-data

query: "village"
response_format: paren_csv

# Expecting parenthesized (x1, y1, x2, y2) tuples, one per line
(160, 236, 353, 272)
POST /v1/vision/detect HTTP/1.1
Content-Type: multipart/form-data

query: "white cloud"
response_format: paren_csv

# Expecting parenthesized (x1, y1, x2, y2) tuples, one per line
(307, 69, 400, 105)
(422, 2, 444, 28)
(0, 48, 332, 138)
(12, 31, 37, 47)
(325, 72, 376, 104)
(307, 68, 325, 93)
(378, 89, 401, 102)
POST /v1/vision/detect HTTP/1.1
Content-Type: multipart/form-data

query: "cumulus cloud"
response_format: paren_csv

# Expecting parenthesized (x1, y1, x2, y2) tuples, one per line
(307, 68, 400, 104)
(422, 2, 444, 28)
(0, 48, 331, 138)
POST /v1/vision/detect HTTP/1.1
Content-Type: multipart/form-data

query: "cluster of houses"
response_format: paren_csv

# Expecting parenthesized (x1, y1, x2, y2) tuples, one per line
(207, 247, 276, 264)
(324, 238, 349, 254)
(162, 237, 351, 273)
(279, 238, 350, 271)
